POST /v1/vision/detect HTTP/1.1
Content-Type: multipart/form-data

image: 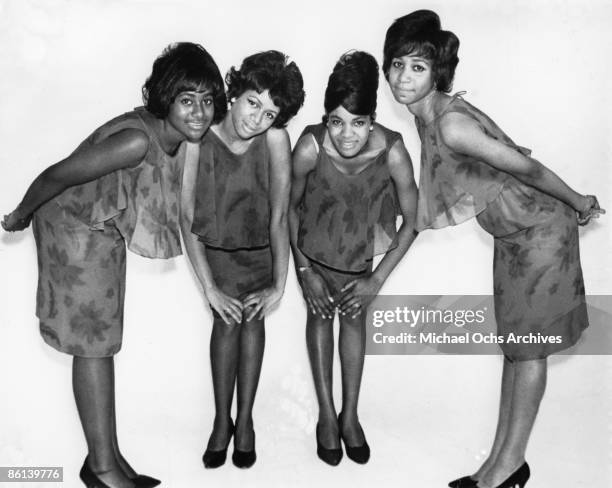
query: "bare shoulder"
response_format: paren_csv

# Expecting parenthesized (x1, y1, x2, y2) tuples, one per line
(265, 126, 290, 149)
(292, 131, 319, 175)
(438, 111, 487, 151)
(101, 128, 150, 165)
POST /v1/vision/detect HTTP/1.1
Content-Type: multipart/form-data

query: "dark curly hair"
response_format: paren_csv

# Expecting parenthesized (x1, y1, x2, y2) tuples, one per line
(225, 50, 305, 128)
(143, 42, 226, 122)
(383, 10, 459, 93)
(323, 50, 379, 124)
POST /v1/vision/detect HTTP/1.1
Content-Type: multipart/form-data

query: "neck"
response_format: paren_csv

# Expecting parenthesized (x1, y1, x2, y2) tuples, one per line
(158, 119, 183, 155)
(406, 89, 440, 125)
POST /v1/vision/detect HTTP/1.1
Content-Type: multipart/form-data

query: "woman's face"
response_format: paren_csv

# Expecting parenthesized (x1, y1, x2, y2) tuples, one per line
(326, 105, 373, 158)
(166, 88, 215, 142)
(229, 89, 280, 140)
(387, 54, 435, 105)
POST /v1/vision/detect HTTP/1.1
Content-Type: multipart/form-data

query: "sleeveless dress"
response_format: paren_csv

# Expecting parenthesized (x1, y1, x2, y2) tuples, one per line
(32, 108, 185, 357)
(297, 123, 402, 296)
(191, 128, 273, 302)
(416, 94, 588, 360)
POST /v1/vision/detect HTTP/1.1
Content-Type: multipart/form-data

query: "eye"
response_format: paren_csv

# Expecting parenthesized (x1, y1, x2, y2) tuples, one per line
(247, 99, 257, 107)
(180, 97, 193, 105)
(354, 120, 365, 128)
(203, 97, 213, 106)
(392, 60, 404, 69)
(412, 64, 426, 73)
(265, 112, 276, 120)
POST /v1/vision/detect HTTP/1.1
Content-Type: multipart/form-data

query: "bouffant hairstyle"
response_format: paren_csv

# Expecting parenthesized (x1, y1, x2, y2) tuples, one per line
(142, 42, 226, 122)
(225, 50, 305, 128)
(323, 50, 379, 123)
(383, 10, 459, 93)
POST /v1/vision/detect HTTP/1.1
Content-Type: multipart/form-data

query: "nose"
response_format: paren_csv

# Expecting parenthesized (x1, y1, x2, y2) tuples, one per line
(341, 123, 353, 138)
(252, 109, 264, 126)
(398, 66, 411, 83)
(191, 101, 204, 119)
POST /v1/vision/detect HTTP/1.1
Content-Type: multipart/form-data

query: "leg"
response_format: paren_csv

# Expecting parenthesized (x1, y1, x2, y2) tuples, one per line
(479, 358, 547, 487)
(306, 311, 339, 448)
(472, 356, 516, 480)
(207, 315, 241, 450)
(234, 315, 265, 450)
(73, 356, 134, 488)
(338, 312, 366, 446)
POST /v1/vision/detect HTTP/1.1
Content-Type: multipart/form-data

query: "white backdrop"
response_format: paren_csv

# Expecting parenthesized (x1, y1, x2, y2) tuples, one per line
(1, 0, 611, 486)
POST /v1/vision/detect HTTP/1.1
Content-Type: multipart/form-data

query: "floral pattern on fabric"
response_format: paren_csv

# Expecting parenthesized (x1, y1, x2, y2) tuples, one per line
(417, 94, 588, 360)
(33, 202, 125, 357)
(54, 108, 185, 259)
(297, 123, 401, 273)
(192, 129, 270, 249)
(30, 108, 185, 357)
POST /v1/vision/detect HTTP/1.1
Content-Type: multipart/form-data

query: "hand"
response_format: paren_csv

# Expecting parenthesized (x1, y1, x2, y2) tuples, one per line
(338, 276, 383, 318)
(577, 194, 605, 226)
(242, 286, 283, 321)
(298, 268, 335, 318)
(2, 208, 32, 232)
(205, 286, 243, 325)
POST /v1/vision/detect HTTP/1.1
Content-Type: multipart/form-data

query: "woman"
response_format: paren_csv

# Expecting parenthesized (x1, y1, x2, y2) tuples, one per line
(2, 43, 226, 487)
(288, 51, 418, 465)
(383, 10, 603, 488)
(180, 50, 304, 469)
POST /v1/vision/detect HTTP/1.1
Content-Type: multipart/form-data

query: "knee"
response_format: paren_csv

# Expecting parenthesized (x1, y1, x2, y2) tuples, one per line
(213, 318, 241, 338)
(306, 314, 334, 331)
(339, 314, 365, 332)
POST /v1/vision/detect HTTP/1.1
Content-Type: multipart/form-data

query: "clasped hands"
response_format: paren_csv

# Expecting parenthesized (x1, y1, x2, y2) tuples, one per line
(206, 285, 283, 325)
(299, 268, 381, 319)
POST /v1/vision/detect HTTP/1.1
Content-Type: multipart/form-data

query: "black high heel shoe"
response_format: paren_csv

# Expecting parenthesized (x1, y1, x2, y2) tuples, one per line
(316, 423, 343, 466)
(475, 463, 530, 488)
(79, 459, 111, 488)
(489, 462, 530, 488)
(448, 475, 477, 488)
(338, 412, 370, 464)
(81, 457, 161, 488)
(202, 421, 235, 469)
(131, 473, 161, 487)
(232, 430, 256, 469)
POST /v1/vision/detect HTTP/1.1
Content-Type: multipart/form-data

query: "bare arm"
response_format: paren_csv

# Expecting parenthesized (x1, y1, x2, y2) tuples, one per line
(179, 143, 243, 324)
(439, 112, 604, 223)
(2, 128, 149, 231)
(339, 139, 419, 315)
(287, 134, 335, 317)
(242, 128, 292, 320)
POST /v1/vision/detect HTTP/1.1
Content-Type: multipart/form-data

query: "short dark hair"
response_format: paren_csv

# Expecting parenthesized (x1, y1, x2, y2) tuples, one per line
(225, 50, 305, 128)
(143, 42, 226, 123)
(323, 51, 378, 123)
(383, 10, 459, 93)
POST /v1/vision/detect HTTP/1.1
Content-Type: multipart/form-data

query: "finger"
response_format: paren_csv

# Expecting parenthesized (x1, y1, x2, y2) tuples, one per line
(314, 295, 334, 318)
(225, 303, 243, 323)
(242, 295, 261, 309)
(338, 291, 355, 309)
(340, 297, 361, 313)
(351, 307, 363, 319)
(246, 302, 264, 321)
(340, 280, 357, 293)
(229, 297, 244, 310)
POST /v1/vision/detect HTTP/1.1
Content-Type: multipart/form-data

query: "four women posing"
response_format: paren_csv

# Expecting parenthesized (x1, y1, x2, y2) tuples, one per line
(2, 9, 603, 488)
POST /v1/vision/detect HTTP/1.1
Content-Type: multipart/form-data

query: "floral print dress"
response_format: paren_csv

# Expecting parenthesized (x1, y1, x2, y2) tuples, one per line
(33, 108, 184, 357)
(191, 129, 273, 302)
(416, 94, 588, 360)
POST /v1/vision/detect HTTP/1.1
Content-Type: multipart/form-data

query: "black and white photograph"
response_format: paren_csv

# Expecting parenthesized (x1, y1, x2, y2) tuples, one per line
(1, 1, 610, 487)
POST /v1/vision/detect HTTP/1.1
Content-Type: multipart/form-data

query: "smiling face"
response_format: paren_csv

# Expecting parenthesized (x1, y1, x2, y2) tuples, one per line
(326, 105, 373, 158)
(166, 88, 215, 142)
(229, 89, 280, 140)
(387, 54, 436, 106)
